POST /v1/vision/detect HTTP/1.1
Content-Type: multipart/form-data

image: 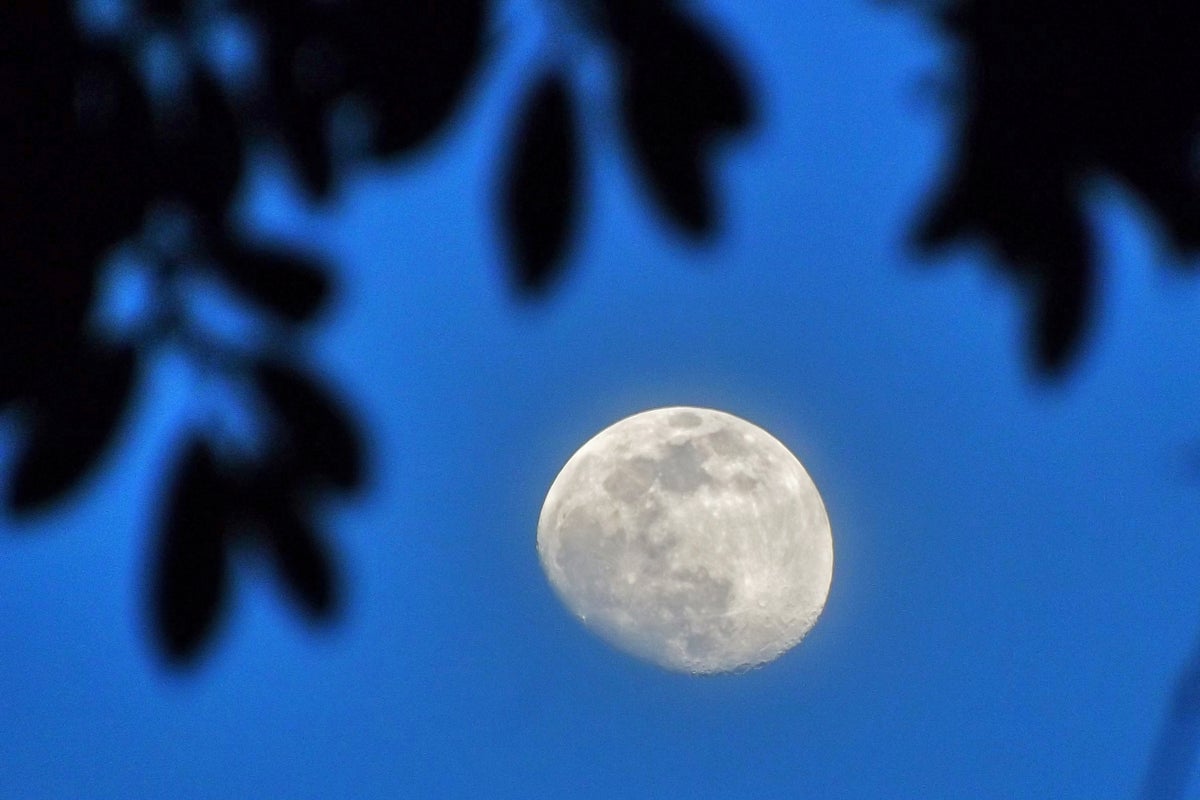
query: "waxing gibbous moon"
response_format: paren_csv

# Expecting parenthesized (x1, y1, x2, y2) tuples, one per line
(537, 407, 833, 674)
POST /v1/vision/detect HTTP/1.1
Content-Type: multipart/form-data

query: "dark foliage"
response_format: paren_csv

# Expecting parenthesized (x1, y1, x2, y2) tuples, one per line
(0, 0, 762, 676)
(496, 0, 755, 287)
(244, 0, 489, 196)
(1, 4, 154, 509)
(208, 238, 331, 323)
(4, 0, 756, 665)
(151, 357, 358, 659)
(10, 344, 138, 511)
(602, 0, 754, 233)
(254, 361, 364, 492)
(917, 0, 1200, 372)
(153, 440, 234, 661)
(257, 499, 337, 618)
(0, 0, 491, 665)
(154, 71, 245, 221)
(918, 4, 1200, 791)
(501, 73, 581, 289)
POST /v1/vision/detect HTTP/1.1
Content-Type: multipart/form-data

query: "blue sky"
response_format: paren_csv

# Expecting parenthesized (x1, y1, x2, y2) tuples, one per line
(5, 1, 1200, 797)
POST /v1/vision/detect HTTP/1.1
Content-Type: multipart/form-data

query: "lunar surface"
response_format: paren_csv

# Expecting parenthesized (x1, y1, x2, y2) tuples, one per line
(537, 407, 833, 674)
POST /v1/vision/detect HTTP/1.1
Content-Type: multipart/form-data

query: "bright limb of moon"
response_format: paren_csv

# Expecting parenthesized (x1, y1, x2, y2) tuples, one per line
(537, 407, 833, 674)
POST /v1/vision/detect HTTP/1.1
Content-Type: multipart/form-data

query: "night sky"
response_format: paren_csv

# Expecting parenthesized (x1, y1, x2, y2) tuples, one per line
(5, 1, 1200, 797)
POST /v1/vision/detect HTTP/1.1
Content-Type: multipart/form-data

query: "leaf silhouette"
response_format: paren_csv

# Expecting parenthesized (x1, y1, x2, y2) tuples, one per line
(917, 0, 1200, 371)
(257, 497, 337, 618)
(155, 69, 244, 221)
(1034, 259, 1092, 371)
(3, 30, 154, 267)
(0, 0, 780, 666)
(916, 151, 1093, 371)
(152, 439, 233, 662)
(70, 46, 157, 255)
(253, 2, 347, 196)
(351, 0, 488, 156)
(141, 0, 188, 20)
(604, 1, 753, 232)
(501, 72, 580, 290)
(255, 361, 363, 491)
(247, 0, 487, 192)
(9, 344, 137, 512)
(280, 98, 337, 197)
(211, 238, 331, 322)
(0, 257, 101, 407)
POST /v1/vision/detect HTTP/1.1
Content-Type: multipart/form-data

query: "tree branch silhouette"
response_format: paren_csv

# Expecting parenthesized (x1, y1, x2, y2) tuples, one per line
(10, 2, 1196, 795)
(2, 0, 486, 665)
(3, 0, 755, 665)
(916, 0, 1200, 372)
(916, 2, 1200, 796)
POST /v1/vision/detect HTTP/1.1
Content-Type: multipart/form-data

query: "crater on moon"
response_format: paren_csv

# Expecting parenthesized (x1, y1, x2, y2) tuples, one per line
(668, 410, 703, 428)
(537, 406, 834, 674)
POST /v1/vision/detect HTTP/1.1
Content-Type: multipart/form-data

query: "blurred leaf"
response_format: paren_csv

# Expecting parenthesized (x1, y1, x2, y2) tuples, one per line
(255, 361, 363, 491)
(0, 5, 75, 227)
(280, 99, 336, 196)
(142, 0, 189, 19)
(0, 253, 101, 404)
(2, 27, 154, 266)
(918, 0, 1200, 371)
(1111, 139, 1200, 254)
(72, 47, 157, 253)
(155, 69, 245, 220)
(241, 0, 488, 190)
(353, 0, 488, 156)
(1033, 258, 1092, 372)
(501, 73, 580, 290)
(915, 119, 1093, 372)
(9, 344, 138, 512)
(152, 439, 233, 663)
(258, 499, 337, 618)
(606, 1, 753, 232)
(250, 3, 346, 196)
(211, 239, 331, 322)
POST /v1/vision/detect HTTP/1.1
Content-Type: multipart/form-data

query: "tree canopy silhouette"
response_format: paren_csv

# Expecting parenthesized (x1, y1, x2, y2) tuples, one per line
(9, 0, 1200, 794)
(918, 2, 1200, 797)
(1, 0, 754, 665)
(917, 0, 1200, 372)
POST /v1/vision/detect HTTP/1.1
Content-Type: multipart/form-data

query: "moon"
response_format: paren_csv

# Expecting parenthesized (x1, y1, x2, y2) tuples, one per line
(537, 407, 833, 674)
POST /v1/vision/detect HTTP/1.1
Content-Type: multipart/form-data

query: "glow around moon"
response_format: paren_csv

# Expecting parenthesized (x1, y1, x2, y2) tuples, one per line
(537, 407, 833, 674)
